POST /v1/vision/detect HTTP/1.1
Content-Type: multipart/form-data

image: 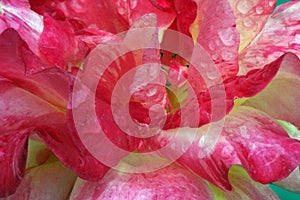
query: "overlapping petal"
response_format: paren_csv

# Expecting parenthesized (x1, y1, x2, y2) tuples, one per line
(239, 1, 300, 75)
(29, 0, 176, 33)
(0, 130, 28, 197)
(197, 0, 240, 78)
(143, 106, 300, 190)
(210, 166, 279, 199)
(0, 0, 43, 55)
(228, 0, 276, 51)
(5, 161, 76, 200)
(69, 163, 214, 200)
(274, 167, 300, 193)
(243, 53, 300, 128)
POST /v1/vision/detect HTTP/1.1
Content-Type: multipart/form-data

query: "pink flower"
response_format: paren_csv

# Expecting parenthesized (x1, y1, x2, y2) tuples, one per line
(0, 0, 299, 198)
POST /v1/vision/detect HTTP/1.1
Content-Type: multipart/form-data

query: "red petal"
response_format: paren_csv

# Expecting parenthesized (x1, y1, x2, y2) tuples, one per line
(0, 29, 70, 108)
(228, 0, 276, 50)
(225, 53, 285, 99)
(36, 112, 110, 181)
(69, 164, 214, 199)
(0, 130, 28, 198)
(174, 0, 197, 37)
(144, 106, 300, 190)
(243, 53, 300, 128)
(197, 0, 240, 79)
(0, 0, 43, 55)
(39, 15, 86, 69)
(6, 162, 76, 199)
(239, 1, 300, 75)
(29, 0, 175, 33)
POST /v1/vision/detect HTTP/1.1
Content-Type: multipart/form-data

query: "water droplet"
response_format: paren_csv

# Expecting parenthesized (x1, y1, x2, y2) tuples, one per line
(255, 6, 263, 14)
(269, 0, 275, 7)
(70, 0, 87, 12)
(117, 0, 128, 15)
(237, 0, 253, 14)
(243, 18, 254, 28)
(208, 41, 215, 51)
(146, 87, 157, 97)
(221, 145, 235, 159)
(239, 126, 248, 138)
(218, 28, 236, 47)
(130, 0, 137, 9)
(215, 39, 221, 47)
(212, 54, 219, 61)
(117, 7, 126, 15)
(170, 143, 176, 150)
(206, 69, 218, 80)
(221, 50, 234, 61)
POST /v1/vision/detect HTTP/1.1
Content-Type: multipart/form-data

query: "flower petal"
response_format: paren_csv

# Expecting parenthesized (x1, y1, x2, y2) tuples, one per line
(274, 167, 300, 194)
(36, 113, 111, 181)
(243, 53, 300, 128)
(0, 0, 43, 55)
(197, 0, 240, 79)
(210, 165, 279, 199)
(0, 29, 70, 108)
(225, 52, 285, 99)
(228, 0, 276, 51)
(144, 106, 300, 190)
(239, 1, 300, 75)
(69, 163, 214, 200)
(29, 0, 176, 33)
(0, 130, 28, 198)
(5, 161, 76, 199)
(38, 15, 86, 69)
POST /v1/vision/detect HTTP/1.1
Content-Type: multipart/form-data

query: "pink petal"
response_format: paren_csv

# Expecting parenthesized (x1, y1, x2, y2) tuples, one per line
(173, 0, 197, 37)
(144, 106, 300, 190)
(274, 167, 300, 193)
(225, 52, 285, 99)
(29, 0, 175, 33)
(0, 29, 70, 108)
(239, 1, 300, 75)
(0, 130, 29, 198)
(228, 0, 276, 50)
(0, 0, 43, 55)
(6, 161, 76, 200)
(36, 114, 111, 181)
(210, 166, 279, 199)
(0, 80, 63, 133)
(197, 0, 240, 79)
(69, 163, 214, 200)
(243, 53, 300, 128)
(38, 15, 86, 69)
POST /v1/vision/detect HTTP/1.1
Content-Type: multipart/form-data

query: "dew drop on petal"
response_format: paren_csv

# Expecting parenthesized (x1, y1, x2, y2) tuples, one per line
(221, 145, 235, 159)
(130, 0, 138, 9)
(146, 87, 157, 97)
(170, 142, 176, 150)
(255, 6, 263, 14)
(237, 0, 253, 14)
(208, 41, 215, 51)
(243, 18, 254, 28)
(218, 28, 236, 47)
(206, 68, 218, 80)
(221, 50, 234, 61)
(212, 54, 219, 61)
(117, 0, 128, 15)
(269, 0, 276, 7)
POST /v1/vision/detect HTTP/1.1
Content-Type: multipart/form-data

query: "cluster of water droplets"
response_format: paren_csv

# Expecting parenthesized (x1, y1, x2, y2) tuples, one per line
(117, 0, 138, 15)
